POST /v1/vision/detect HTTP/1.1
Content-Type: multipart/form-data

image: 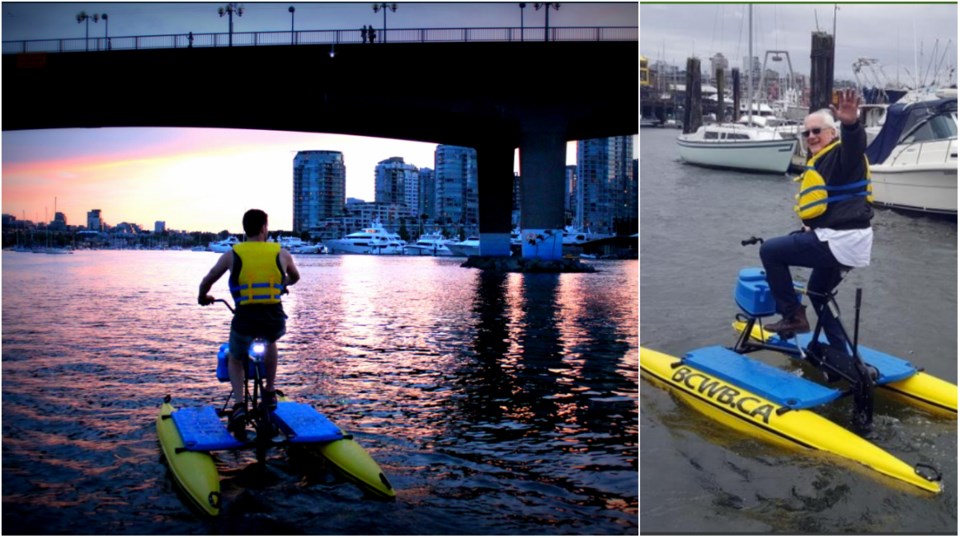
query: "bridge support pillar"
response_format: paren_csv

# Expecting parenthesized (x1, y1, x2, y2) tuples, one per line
(476, 143, 516, 257)
(519, 123, 566, 260)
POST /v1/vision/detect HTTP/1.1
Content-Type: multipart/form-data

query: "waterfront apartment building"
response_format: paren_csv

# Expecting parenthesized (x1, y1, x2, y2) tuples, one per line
(87, 209, 103, 232)
(293, 150, 346, 234)
(434, 145, 478, 236)
(418, 167, 435, 221)
(576, 136, 637, 234)
(374, 157, 420, 216)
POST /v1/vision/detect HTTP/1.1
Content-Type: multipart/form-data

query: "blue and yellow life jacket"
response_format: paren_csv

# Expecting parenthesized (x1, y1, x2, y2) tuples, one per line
(229, 242, 284, 306)
(793, 140, 873, 220)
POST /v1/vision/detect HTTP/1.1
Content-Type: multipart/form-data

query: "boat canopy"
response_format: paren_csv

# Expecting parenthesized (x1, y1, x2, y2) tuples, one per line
(866, 97, 958, 165)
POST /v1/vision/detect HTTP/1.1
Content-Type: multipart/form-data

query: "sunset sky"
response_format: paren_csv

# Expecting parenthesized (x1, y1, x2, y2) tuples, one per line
(1, 1, 637, 234)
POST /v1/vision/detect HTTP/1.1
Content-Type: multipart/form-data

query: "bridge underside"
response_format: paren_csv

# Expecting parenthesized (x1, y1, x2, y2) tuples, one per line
(4, 42, 638, 259)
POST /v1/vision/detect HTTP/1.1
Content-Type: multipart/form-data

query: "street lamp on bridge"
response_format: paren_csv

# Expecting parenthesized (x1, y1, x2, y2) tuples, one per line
(288, 6, 296, 45)
(534, 2, 560, 42)
(76, 11, 101, 52)
(519, 3, 526, 42)
(372, 3, 397, 44)
(218, 3, 244, 47)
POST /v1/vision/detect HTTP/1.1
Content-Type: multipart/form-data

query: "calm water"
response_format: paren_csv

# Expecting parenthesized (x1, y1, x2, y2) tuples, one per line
(639, 127, 958, 533)
(2, 251, 638, 535)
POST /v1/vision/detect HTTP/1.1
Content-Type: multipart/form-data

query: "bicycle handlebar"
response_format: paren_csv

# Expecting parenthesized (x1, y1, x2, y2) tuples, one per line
(741, 236, 764, 246)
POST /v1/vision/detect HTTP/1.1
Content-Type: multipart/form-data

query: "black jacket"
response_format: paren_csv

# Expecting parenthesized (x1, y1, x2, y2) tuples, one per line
(802, 121, 874, 230)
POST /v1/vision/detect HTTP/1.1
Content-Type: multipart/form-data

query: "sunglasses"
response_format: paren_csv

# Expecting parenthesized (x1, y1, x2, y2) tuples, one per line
(801, 127, 824, 138)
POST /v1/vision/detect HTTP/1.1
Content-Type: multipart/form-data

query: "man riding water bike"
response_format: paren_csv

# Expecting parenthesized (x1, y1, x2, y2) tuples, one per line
(760, 88, 874, 352)
(198, 209, 301, 440)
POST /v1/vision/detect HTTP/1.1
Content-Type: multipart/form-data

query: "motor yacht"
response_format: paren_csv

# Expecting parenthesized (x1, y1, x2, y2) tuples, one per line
(446, 236, 480, 257)
(325, 220, 405, 255)
(865, 91, 957, 215)
(208, 236, 240, 253)
(404, 231, 454, 256)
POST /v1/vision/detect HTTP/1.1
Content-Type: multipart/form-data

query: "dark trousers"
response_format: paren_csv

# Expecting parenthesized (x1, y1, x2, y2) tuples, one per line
(759, 231, 848, 351)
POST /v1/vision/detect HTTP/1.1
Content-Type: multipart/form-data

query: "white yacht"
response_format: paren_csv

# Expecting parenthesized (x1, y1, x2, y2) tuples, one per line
(446, 236, 480, 257)
(277, 235, 325, 254)
(562, 225, 613, 246)
(325, 220, 405, 255)
(208, 236, 240, 253)
(866, 91, 957, 215)
(404, 231, 454, 256)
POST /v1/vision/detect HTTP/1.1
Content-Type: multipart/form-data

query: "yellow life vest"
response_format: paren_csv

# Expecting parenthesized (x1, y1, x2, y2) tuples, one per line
(229, 242, 284, 306)
(793, 141, 873, 220)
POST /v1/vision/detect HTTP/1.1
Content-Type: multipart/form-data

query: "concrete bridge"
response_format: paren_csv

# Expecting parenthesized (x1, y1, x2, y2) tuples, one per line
(3, 40, 638, 259)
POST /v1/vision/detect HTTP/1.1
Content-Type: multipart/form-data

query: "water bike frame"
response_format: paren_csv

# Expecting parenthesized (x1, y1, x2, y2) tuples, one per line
(212, 298, 280, 463)
(734, 236, 876, 432)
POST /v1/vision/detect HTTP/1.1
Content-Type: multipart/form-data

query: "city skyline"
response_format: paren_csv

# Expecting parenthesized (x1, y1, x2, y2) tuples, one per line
(3, 129, 607, 234)
(1, 2, 638, 234)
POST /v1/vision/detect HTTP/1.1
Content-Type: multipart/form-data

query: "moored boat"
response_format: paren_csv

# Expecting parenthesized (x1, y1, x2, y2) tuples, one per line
(208, 236, 240, 253)
(676, 124, 799, 173)
(865, 93, 958, 215)
(325, 220, 405, 255)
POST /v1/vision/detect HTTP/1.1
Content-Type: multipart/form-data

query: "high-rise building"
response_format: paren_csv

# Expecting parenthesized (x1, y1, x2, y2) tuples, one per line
(87, 209, 102, 231)
(155, 221, 166, 234)
(576, 136, 636, 234)
(434, 145, 478, 235)
(374, 157, 419, 215)
(293, 150, 346, 234)
(418, 167, 435, 220)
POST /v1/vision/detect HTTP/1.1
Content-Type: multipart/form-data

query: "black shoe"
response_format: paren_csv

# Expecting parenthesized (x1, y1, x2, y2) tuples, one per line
(228, 403, 247, 442)
(262, 390, 277, 411)
(763, 306, 810, 337)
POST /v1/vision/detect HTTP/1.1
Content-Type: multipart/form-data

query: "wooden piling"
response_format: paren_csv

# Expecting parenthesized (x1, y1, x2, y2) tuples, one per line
(732, 68, 740, 123)
(809, 31, 834, 112)
(715, 68, 724, 122)
(683, 57, 702, 134)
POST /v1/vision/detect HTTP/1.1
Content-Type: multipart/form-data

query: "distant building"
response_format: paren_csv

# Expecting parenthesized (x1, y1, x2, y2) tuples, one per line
(87, 209, 102, 232)
(155, 221, 166, 234)
(374, 156, 419, 216)
(564, 165, 577, 215)
(50, 211, 67, 231)
(418, 167, 435, 221)
(293, 150, 346, 234)
(576, 135, 636, 234)
(434, 145, 478, 236)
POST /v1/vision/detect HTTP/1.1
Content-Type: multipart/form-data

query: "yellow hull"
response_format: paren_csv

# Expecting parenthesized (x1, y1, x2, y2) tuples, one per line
(732, 320, 958, 416)
(156, 401, 222, 516)
(640, 347, 942, 494)
(318, 436, 397, 499)
(276, 395, 396, 499)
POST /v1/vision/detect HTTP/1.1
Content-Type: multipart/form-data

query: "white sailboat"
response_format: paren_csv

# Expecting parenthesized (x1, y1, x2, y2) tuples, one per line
(676, 5, 798, 174)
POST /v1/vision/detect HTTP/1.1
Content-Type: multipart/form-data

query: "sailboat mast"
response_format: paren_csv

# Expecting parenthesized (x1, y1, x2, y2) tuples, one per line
(747, 4, 753, 125)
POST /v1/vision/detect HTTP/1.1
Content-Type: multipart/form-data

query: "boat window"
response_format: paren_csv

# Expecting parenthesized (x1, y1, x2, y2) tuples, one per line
(705, 131, 719, 140)
(728, 133, 750, 140)
(902, 113, 958, 144)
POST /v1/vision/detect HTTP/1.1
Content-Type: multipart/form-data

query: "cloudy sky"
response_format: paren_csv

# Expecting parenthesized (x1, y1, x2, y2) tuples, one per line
(640, 2, 957, 87)
(1, 1, 637, 235)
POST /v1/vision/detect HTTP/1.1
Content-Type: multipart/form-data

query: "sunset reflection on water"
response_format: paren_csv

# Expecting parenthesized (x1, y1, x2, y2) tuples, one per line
(3, 250, 637, 534)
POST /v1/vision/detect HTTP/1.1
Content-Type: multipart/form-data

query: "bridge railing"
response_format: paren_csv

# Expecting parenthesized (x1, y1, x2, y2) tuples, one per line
(2, 26, 637, 55)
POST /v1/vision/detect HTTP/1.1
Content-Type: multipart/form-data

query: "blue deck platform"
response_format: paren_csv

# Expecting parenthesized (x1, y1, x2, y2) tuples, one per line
(765, 333, 917, 385)
(270, 402, 344, 444)
(172, 406, 246, 451)
(683, 346, 843, 409)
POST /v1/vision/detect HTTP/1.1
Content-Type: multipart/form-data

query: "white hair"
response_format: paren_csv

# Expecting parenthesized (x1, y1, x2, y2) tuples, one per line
(806, 109, 839, 132)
